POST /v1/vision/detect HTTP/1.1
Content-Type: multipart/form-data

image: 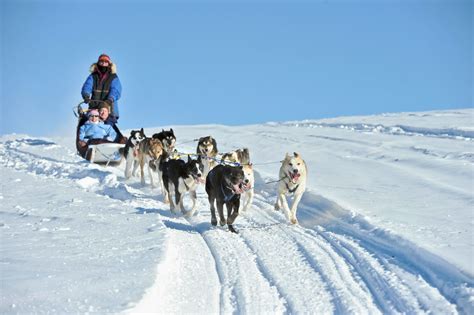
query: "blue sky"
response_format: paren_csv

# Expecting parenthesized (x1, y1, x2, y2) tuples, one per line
(1, 0, 472, 136)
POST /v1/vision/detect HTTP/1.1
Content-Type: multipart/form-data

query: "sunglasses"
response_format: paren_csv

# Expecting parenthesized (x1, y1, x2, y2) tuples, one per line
(98, 59, 110, 63)
(90, 115, 99, 118)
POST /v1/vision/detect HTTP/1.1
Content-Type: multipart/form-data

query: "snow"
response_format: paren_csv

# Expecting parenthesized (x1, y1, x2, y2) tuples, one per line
(1, 108, 473, 314)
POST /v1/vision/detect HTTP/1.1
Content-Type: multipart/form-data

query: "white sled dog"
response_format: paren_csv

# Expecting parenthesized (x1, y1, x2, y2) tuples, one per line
(274, 152, 307, 224)
(241, 164, 255, 212)
(124, 128, 146, 179)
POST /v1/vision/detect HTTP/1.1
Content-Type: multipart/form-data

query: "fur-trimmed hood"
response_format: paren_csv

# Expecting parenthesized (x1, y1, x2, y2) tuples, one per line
(89, 62, 117, 74)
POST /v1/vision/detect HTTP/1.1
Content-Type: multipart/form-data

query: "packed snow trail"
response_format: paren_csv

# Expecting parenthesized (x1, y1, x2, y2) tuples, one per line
(1, 110, 473, 315)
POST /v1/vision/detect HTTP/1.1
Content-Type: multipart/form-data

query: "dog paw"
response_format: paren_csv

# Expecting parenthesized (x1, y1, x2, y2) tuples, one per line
(228, 225, 238, 233)
(290, 218, 298, 225)
(274, 203, 280, 211)
(219, 220, 226, 226)
(211, 218, 217, 226)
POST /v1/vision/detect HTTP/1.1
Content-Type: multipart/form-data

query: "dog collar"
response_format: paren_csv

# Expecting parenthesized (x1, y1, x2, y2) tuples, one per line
(286, 183, 299, 194)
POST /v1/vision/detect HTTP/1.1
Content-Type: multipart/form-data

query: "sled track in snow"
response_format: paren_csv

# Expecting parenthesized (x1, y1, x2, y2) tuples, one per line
(1, 137, 473, 314)
(294, 194, 474, 314)
(240, 195, 458, 314)
(188, 213, 287, 314)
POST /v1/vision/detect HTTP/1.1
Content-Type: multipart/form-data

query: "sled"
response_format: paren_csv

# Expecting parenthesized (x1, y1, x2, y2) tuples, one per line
(74, 100, 126, 165)
(86, 142, 124, 165)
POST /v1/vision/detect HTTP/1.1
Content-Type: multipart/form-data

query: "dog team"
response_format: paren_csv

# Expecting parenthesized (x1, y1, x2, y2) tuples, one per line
(123, 128, 307, 232)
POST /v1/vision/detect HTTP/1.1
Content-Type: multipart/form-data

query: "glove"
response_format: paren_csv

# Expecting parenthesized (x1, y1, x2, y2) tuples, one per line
(108, 114, 118, 124)
(83, 95, 91, 104)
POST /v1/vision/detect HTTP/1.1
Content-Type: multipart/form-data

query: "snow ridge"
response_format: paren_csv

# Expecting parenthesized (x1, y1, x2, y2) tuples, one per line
(276, 122, 474, 140)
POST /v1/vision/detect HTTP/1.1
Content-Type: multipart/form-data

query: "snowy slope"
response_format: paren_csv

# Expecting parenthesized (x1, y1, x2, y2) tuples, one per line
(1, 109, 473, 314)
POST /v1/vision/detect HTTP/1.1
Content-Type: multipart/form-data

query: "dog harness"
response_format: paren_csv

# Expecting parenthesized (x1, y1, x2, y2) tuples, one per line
(285, 174, 300, 194)
(183, 175, 198, 191)
(221, 183, 236, 202)
(286, 182, 300, 194)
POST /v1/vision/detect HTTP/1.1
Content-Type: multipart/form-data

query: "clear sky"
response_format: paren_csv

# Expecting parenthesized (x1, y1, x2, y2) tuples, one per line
(1, 0, 472, 136)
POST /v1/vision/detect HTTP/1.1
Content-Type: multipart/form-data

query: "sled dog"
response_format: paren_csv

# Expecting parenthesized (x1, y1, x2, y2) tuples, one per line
(137, 138, 164, 187)
(241, 164, 255, 212)
(221, 148, 254, 211)
(151, 129, 177, 202)
(274, 152, 307, 224)
(221, 148, 250, 165)
(162, 156, 204, 217)
(206, 164, 245, 233)
(152, 129, 176, 154)
(197, 136, 218, 178)
(124, 128, 146, 179)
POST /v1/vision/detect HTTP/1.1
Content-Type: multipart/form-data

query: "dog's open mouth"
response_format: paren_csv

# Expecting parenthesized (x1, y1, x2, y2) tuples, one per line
(232, 182, 245, 194)
(288, 172, 300, 183)
(241, 182, 252, 191)
(195, 177, 206, 184)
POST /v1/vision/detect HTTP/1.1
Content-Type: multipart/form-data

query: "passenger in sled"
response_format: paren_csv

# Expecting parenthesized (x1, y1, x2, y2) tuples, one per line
(97, 103, 126, 143)
(77, 109, 118, 158)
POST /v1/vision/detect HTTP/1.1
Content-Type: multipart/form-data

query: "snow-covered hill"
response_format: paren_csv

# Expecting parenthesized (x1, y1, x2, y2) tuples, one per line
(1, 109, 473, 314)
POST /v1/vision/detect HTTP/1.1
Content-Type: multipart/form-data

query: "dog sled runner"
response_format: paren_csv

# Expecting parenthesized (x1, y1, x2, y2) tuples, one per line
(74, 101, 125, 165)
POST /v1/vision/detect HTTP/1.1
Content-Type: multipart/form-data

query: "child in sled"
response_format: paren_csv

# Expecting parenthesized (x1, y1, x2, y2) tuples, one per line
(77, 109, 117, 158)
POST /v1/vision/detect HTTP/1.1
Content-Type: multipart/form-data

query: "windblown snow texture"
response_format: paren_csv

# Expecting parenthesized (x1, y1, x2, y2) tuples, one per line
(1, 109, 473, 314)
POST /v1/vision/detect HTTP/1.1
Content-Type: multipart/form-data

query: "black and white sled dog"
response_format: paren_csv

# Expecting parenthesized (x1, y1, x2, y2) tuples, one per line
(206, 164, 245, 233)
(196, 136, 218, 179)
(152, 128, 176, 154)
(124, 128, 146, 179)
(162, 156, 204, 217)
(151, 128, 177, 202)
(274, 152, 307, 225)
(221, 148, 253, 212)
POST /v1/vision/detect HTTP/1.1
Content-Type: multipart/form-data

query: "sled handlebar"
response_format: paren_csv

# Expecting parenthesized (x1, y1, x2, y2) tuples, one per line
(73, 100, 108, 118)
